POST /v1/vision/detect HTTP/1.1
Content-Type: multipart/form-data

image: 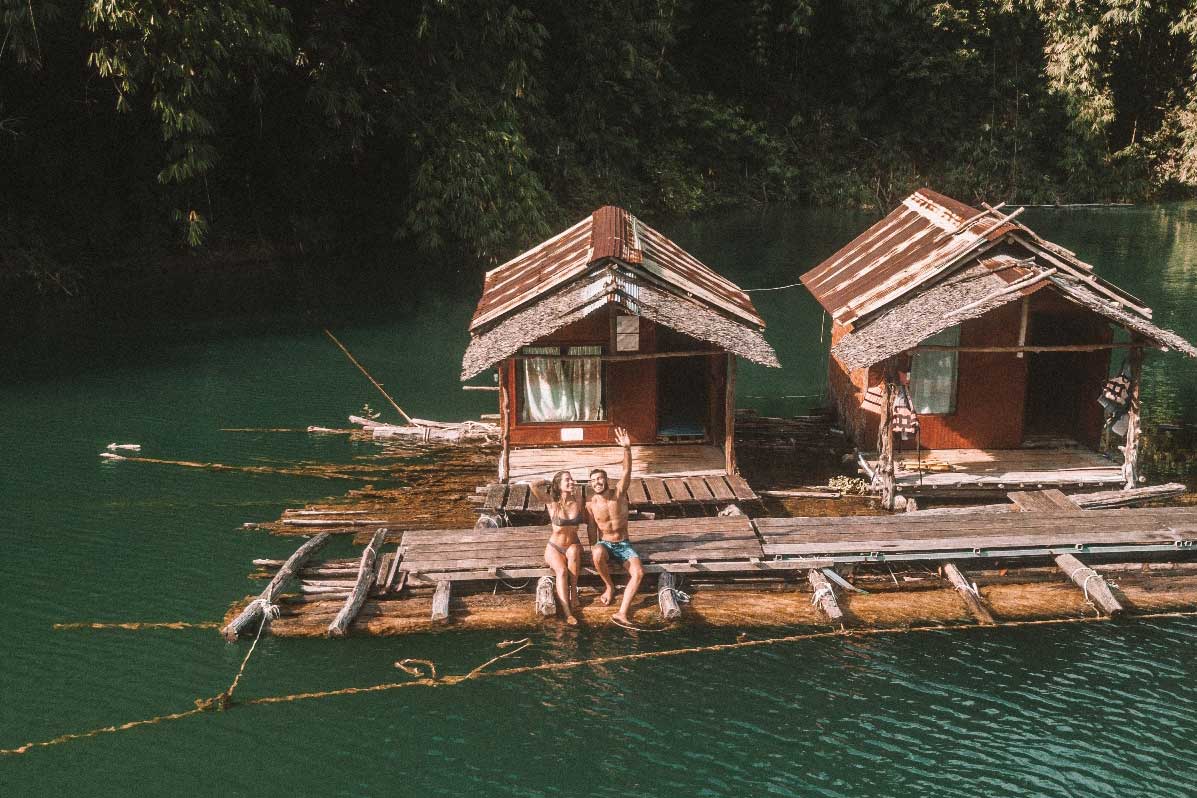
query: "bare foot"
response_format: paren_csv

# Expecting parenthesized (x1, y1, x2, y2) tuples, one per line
(599, 587, 614, 606)
(611, 613, 630, 625)
(565, 614, 579, 626)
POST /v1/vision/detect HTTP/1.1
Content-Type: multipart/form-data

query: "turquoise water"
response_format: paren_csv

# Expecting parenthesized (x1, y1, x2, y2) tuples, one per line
(3, 205, 1197, 795)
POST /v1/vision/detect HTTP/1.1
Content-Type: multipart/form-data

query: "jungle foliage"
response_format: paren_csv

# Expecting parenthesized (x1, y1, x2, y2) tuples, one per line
(5, 0, 1197, 292)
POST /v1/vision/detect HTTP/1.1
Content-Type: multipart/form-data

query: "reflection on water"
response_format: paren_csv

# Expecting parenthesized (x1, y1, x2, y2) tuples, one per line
(3, 203, 1197, 795)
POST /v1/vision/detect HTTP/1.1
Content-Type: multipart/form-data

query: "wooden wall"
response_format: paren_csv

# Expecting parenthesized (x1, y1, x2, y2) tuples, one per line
(828, 290, 1114, 451)
(504, 306, 725, 447)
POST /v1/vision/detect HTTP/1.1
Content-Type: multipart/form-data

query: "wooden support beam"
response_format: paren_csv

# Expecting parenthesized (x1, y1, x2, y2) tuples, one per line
(1054, 553, 1123, 617)
(913, 342, 1150, 354)
(877, 367, 896, 511)
(724, 354, 737, 475)
(658, 571, 682, 621)
(431, 579, 452, 622)
(328, 528, 389, 638)
(1122, 346, 1143, 490)
(499, 365, 511, 483)
(807, 569, 844, 623)
(222, 532, 331, 641)
(534, 575, 556, 617)
(942, 562, 996, 625)
(1016, 296, 1029, 358)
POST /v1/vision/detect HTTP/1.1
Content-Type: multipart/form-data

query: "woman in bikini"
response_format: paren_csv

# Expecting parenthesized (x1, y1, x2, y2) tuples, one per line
(530, 470, 584, 625)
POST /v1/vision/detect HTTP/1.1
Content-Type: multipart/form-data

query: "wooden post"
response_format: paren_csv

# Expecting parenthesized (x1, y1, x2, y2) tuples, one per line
(724, 354, 737, 475)
(658, 571, 682, 621)
(327, 528, 389, 637)
(1054, 553, 1123, 616)
(534, 575, 556, 617)
(222, 532, 331, 641)
(876, 365, 897, 511)
(431, 579, 452, 622)
(1016, 296, 1029, 358)
(807, 569, 844, 623)
(1122, 345, 1143, 490)
(942, 563, 996, 625)
(499, 363, 511, 483)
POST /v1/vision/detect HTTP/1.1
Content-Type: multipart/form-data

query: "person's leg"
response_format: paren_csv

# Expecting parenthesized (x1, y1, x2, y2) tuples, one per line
(613, 556, 643, 624)
(592, 544, 615, 605)
(544, 543, 577, 624)
(566, 544, 582, 608)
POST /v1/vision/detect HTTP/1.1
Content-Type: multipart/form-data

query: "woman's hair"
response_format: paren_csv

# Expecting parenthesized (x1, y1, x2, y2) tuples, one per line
(549, 470, 570, 503)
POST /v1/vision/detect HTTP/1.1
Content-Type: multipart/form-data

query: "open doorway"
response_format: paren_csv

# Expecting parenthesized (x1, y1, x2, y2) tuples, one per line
(1023, 311, 1109, 447)
(657, 355, 709, 441)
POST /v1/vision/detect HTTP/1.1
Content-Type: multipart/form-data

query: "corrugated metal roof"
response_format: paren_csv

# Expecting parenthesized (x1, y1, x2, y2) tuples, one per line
(801, 188, 1022, 326)
(469, 206, 764, 332)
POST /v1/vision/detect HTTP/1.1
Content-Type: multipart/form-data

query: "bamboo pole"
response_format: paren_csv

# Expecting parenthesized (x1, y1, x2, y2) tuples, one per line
(323, 328, 418, 426)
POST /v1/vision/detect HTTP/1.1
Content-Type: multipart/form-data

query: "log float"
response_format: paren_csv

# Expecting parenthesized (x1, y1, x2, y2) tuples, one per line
(1055, 552, 1124, 617)
(534, 576, 556, 617)
(328, 528, 389, 637)
(223, 532, 331, 640)
(431, 580, 452, 623)
(658, 571, 682, 621)
(942, 562, 996, 625)
(807, 569, 844, 623)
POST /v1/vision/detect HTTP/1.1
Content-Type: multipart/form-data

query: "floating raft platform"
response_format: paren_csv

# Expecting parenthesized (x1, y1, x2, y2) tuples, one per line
(864, 446, 1125, 498)
(225, 490, 1197, 638)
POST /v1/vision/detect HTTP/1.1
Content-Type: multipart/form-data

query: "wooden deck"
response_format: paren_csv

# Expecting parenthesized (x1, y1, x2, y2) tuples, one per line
(866, 447, 1124, 496)
(507, 443, 726, 481)
(229, 491, 1197, 636)
(475, 473, 758, 517)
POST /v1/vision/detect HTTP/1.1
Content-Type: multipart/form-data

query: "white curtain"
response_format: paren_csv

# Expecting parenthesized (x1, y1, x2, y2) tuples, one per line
(911, 325, 959, 414)
(521, 346, 604, 422)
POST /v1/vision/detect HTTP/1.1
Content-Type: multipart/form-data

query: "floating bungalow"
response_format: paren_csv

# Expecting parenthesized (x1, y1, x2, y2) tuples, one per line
(801, 189, 1197, 505)
(460, 205, 780, 515)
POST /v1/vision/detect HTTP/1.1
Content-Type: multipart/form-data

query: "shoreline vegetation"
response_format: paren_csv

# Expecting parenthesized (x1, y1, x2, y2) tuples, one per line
(7, 1, 1197, 337)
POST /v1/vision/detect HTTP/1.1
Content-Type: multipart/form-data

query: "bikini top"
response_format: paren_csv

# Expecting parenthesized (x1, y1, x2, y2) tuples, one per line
(551, 504, 585, 527)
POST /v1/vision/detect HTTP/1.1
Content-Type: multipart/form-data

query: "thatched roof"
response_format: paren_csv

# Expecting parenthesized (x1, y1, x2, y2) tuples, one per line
(831, 266, 1197, 371)
(461, 267, 780, 379)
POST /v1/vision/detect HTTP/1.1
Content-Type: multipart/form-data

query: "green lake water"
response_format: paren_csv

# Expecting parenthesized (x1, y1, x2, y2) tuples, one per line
(3, 204, 1197, 796)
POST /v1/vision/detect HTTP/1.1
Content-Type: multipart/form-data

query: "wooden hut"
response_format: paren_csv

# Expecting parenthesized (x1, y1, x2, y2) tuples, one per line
(801, 188, 1197, 506)
(462, 206, 780, 488)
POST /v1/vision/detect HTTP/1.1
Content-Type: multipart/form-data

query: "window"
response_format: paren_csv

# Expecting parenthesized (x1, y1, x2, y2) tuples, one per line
(911, 325, 959, 414)
(519, 345, 604, 422)
(615, 315, 640, 352)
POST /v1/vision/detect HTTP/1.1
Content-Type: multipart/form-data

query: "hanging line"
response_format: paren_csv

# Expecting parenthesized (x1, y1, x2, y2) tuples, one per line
(743, 280, 806, 293)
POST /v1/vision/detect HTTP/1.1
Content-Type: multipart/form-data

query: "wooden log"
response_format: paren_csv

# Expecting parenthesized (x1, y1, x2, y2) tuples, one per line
(223, 532, 332, 640)
(877, 369, 897, 511)
(658, 571, 682, 621)
(534, 575, 556, 617)
(807, 569, 843, 623)
(499, 367, 511, 483)
(1123, 345, 1143, 490)
(383, 544, 404, 594)
(431, 579, 452, 622)
(941, 562, 996, 625)
(328, 528, 390, 638)
(1054, 553, 1123, 617)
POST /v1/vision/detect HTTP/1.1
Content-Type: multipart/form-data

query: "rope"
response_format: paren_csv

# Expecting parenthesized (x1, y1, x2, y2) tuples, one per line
(1068, 565, 1102, 605)
(743, 280, 805, 293)
(8, 610, 1197, 756)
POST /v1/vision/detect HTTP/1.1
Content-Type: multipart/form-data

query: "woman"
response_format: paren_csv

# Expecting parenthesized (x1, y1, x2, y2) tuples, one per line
(530, 470, 584, 624)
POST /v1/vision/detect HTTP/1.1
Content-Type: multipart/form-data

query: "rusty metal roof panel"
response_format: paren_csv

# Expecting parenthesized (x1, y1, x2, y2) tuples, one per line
(801, 189, 1016, 325)
(469, 206, 764, 332)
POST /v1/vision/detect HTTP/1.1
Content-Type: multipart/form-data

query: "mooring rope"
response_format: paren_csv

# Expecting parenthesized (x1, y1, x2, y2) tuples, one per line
(9, 610, 1197, 757)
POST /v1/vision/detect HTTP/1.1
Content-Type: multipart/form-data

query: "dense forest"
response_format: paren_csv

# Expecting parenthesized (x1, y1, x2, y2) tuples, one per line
(5, 0, 1197, 303)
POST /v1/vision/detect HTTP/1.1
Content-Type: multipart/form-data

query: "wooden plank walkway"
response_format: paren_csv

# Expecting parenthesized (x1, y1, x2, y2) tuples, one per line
(756, 507, 1197, 559)
(865, 447, 1125, 496)
(475, 474, 758, 516)
(507, 444, 726, 481)
(397, 516, 771, 583)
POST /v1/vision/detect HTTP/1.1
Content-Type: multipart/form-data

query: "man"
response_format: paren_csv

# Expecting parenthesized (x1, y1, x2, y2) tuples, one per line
(586, 426, 644, 625)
